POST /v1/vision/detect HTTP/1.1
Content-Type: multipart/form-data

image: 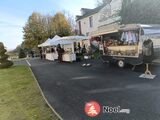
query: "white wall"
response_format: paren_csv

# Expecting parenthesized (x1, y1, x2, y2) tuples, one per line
(76, 0, 123, 36)
(76, 13, 99, 36)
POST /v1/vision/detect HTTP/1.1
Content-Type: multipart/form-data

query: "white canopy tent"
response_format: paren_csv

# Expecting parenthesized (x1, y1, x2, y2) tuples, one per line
(38, 35, 61, 61)
(38, 35, 90, 62)
(38, 35, 61, 47)
(47, 35, 90, 62)
(38, 38, 52, 47)
(49, 35, 89, 46)
(38, 35, 89, 47)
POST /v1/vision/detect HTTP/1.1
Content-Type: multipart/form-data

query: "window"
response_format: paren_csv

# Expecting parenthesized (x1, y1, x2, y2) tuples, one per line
(78, 21, 82, 35)
(143, 27, 160, 35)
(89, 16, 93, 28)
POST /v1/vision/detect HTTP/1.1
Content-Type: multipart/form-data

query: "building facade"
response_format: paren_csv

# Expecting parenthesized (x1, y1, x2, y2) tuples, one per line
(76, 0, 123, 36)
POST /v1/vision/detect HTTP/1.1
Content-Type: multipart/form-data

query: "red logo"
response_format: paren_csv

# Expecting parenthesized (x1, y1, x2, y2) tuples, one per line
(84, 101, 101, 117)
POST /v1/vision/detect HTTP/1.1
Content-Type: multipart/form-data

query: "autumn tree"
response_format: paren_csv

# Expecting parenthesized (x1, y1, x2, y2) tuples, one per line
(52, 12, 72, 36)
(63, 10, 76, 34)
(23, 12, 48, 50)
(18, 48, 26, 58)
(46, 15, 55, 39)
(22, 12, 72, 50)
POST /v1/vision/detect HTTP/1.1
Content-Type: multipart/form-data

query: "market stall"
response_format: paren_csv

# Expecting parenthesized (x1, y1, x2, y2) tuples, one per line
(50, 39, 76, 62)
(38, 35, 89, 62)
(50, 35, 89, 62)
(38, 35, 61, 61)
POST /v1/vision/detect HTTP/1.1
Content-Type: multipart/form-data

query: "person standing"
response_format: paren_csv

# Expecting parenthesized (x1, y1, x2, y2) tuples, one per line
(39, 48, 43, 59)
(82, 45, 92, 67)
(77, 42, 81, 53)
(56, 44, 64, 63)
(30, 50, 34, 58)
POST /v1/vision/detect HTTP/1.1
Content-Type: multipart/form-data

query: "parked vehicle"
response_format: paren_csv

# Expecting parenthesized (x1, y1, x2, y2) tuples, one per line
(91, 24, 160, 67)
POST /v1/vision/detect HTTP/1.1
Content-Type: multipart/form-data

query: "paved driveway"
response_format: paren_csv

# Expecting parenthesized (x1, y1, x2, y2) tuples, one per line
(26, 59, 160, 120)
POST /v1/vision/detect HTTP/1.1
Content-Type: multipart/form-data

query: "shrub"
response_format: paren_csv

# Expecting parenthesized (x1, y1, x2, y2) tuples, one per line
(0, 42, 13, 69)
(18, 48, 26, 58)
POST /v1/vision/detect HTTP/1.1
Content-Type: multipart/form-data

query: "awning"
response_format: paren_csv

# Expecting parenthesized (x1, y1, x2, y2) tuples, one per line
(90, 23, 119, 37)
(90, 30, 118, 37)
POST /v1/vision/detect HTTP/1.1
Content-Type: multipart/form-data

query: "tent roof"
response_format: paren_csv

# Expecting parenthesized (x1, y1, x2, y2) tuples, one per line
(38, 35, 61, 47)
(38, 35, 89, 47)
(50, 35, 89, 45)
(50, 39, 73, 46)
(38, 38, 52, 47)
(59, 35, 89, 41)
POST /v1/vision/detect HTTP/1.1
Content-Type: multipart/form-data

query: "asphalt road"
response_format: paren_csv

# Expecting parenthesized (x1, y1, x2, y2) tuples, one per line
(14, 59, 160, 120)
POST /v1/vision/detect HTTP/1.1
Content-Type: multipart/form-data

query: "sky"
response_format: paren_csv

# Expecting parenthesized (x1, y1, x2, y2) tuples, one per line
(0, 0, 97, 50)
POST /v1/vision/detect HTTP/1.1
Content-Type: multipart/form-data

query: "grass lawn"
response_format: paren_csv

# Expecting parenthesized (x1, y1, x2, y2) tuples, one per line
(0, 66, 60, 120)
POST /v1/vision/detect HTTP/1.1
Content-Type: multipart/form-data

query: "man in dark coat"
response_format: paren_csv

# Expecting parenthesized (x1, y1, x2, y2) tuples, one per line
(56, 44, 64, 62)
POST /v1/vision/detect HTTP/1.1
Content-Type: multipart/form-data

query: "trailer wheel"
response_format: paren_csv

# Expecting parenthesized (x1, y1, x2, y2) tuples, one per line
(117, 60, 125, 68)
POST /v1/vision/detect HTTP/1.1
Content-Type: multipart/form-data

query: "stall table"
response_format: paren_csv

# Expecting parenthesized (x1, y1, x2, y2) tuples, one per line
(62, 53, 76, 62)
(46, 53, 58, 61)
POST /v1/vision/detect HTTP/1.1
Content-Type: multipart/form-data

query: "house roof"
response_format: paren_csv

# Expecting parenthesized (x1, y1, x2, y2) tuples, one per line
(76, 4, 106, 21)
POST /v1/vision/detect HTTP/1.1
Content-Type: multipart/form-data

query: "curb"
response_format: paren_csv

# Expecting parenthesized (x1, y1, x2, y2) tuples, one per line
(28, 66, 63, 120)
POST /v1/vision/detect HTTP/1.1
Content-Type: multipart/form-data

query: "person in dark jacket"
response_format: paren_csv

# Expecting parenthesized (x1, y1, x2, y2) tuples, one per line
(82, 45, 92, 67)
(39, 48, 43, 59)
(56, 44, 64, 62)
(77, 42, 81, 53)
(81, 44, 86, 54)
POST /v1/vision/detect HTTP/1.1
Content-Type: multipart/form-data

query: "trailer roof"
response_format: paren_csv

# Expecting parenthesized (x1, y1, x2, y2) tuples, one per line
(90, 24, 160, 36)
(119, 24, 160, 30)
